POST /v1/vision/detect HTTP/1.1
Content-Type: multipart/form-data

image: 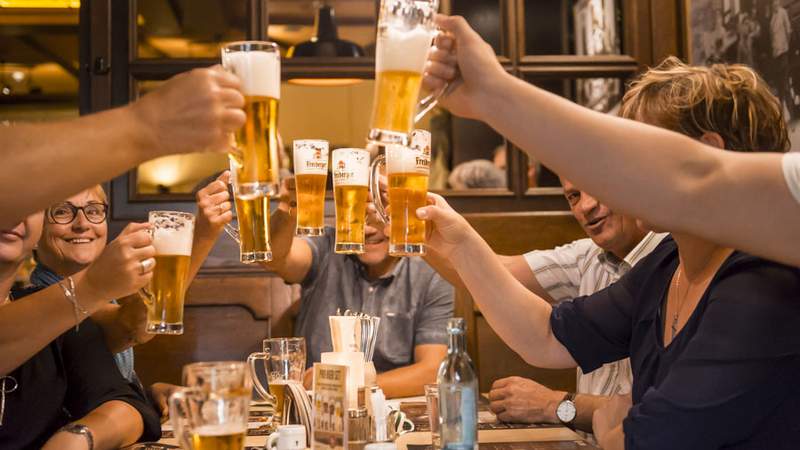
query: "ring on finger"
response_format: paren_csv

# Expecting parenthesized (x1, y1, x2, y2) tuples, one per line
(140, 257, 155, 275)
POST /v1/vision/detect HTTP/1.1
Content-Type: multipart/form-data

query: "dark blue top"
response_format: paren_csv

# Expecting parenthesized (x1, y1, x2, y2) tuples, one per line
(0, 286, 161, 450)
(551, 237, 800, 449)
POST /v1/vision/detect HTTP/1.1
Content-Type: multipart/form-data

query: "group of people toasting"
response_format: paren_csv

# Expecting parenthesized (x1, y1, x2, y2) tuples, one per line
(3, 0, 800, 449)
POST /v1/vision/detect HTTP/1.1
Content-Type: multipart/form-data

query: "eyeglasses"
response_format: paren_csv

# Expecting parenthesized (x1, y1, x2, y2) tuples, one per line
(47, 202, 108, 225)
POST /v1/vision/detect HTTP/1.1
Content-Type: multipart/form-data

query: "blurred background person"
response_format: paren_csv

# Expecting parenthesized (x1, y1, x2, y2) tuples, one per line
(448, 159, 506, 189)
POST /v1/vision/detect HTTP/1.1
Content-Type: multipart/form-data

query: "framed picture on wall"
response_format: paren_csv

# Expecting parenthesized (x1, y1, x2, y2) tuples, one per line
(686, 0, 800, 149)
(573, 0, 622, 113)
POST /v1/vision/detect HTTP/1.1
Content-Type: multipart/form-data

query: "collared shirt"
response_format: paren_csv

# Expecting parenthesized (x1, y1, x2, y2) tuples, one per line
(523, 232, 666, 396)
(771, 7, 792, 57)
(295, 228, 454, 373)
(783, 152, 800, 204)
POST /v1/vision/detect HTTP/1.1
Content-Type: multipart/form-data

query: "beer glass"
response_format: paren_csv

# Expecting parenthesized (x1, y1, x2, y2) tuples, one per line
(369, 0, 440, 145)
(248, 337, 306, 426)
(370, 129, 430, 256)
(222, 41, 281, 198)
(293, 139, 329, 236)
(332, 149, 370, 254)
(224, 160, 272, 263)
(170, 361, 251, 450)
(145, 211, 194, 334)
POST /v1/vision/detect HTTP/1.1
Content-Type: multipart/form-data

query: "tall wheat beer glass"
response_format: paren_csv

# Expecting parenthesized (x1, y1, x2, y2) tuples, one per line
(332, 149, 370, 254)
(371, 130, 430, 256)
(170, 361, 251, 450)
(293, 140, 329, 236)
(146, 211, 194, 334)
(221, 41, 281, 198)
(225, 160, 272, 263)
(369, 0, 439, 145)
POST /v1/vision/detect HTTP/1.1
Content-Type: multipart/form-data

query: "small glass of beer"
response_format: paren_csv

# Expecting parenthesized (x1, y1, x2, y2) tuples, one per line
(371, 129, 431, 256)
(293, 139, 329, 236)
(224, 160, 272, 263)
(331, 148, 370, 254)
(170, 361, 251, 450)
(248, 337, 306, 426)
(221, 41, 281, 198)
(369, 0, 439, 145)
(145, 210, 194, 335)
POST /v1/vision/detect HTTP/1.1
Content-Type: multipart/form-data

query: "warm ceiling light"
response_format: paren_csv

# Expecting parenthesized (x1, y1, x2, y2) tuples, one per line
(288, 78, 364, 87)
(0, 0, 80, 7)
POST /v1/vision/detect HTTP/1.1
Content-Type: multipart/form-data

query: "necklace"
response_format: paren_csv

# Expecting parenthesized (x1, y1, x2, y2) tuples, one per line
(670, 268, 686, 340)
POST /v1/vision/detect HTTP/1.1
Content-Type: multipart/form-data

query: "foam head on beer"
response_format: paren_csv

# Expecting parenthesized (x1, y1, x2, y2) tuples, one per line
(151, 217, 194, 257)
(376, 26, 435, 75)
(221, 45, 280, 100)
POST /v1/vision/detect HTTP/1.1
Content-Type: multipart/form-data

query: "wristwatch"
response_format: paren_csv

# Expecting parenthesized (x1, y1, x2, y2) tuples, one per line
(556, 392, 577, 428)
(59, 423, 94, 450)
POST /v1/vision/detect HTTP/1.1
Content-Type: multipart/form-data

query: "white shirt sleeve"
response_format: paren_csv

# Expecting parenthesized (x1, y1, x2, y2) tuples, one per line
(782, 152, 800, 205)
(523, 238, 597, 303)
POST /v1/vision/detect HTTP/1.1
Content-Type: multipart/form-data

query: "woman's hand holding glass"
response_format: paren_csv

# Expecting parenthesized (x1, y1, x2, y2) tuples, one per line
(423, 15, 509, 121)
(195, 171, 234, 237)
(78, 222, 156, 304)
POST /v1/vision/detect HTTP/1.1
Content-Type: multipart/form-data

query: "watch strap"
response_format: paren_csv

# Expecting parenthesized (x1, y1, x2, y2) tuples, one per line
(59, 423, 94, 450)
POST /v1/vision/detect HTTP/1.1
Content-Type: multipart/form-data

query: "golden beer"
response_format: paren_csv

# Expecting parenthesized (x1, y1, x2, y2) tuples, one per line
(293, 139, 329, 236)
(369, 2, 438, 145)
(222, 41, 281, 198)
(269, 380, 289, 418)
(388, 172, 428, 255)
(146, 254, 191, 332)
(229, 95, 279, 197)
(233, 193, 271, 263)
(371, 70, 423, 135)
(146, 211, 194, 335)
(332, 148, 370, 254)
(296, 174, 327, 234)
(191, 427, 246, 450)
(334, 185, 368, 253)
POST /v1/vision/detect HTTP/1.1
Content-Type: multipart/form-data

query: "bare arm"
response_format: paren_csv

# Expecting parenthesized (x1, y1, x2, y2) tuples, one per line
(488, 376, 607, 433)
(427, 15, 800, 267)
(377, 344, 447, 398)
(0, 67, 246, 230)
(419, 194, 576, 368)
(0, 223, 155, 375)
(258, 177, 313, 284)
(41, 400, 144, 450)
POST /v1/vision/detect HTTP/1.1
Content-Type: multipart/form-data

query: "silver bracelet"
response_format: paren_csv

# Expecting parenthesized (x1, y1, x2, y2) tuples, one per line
(58, 423, 94, 450)
(58, 276, 88, 332)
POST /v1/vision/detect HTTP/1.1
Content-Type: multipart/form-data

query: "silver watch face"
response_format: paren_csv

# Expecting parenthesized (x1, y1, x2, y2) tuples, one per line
(556, 400, 577, 423)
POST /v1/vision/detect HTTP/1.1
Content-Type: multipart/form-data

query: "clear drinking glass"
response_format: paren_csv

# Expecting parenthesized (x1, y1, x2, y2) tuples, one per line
(370, 129, 431, 256)
(144, 210, 194, 335)
(293, 139, 329, 236)
(224, 159, 272, 263)
(369, 0, 441, 145)
(170, 361, 251, 450)
(332, 148, 370, 254)
(425, 383, 441, 450)
(247, 337, 307, 425)
(221, 41, 281, 198)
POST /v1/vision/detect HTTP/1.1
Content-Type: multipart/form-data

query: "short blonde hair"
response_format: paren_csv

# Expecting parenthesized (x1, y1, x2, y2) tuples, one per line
(620, 56, 789, 153)
(87, 184, 108, 204)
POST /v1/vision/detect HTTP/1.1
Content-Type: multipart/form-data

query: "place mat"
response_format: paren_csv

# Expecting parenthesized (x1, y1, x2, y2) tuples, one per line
(408, 441, 599, 450)
(400, 402, 562, 432)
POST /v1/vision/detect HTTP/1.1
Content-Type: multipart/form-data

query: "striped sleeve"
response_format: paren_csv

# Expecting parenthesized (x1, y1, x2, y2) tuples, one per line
(782, 152, 800, 205)
(523, 238, 598, 303)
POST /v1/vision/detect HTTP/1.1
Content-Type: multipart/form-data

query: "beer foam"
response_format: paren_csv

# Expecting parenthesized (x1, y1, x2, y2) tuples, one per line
(223, 50, 280, 99)
(151, 220, 194, 256)
(293, 140, 329, 176)
(194, 423, 247, 437)
(332, 148, 370, 186)
(376, 27, 435, 73)
(386, 144, 430, 175)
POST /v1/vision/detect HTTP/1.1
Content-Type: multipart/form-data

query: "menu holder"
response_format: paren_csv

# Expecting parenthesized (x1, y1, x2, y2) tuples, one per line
(312, 363, 349, 450)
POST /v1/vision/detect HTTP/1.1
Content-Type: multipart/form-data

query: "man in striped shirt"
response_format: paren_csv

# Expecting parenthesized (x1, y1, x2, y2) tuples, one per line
(486, 178, 665, 433)
(425, 177, 664, 433)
